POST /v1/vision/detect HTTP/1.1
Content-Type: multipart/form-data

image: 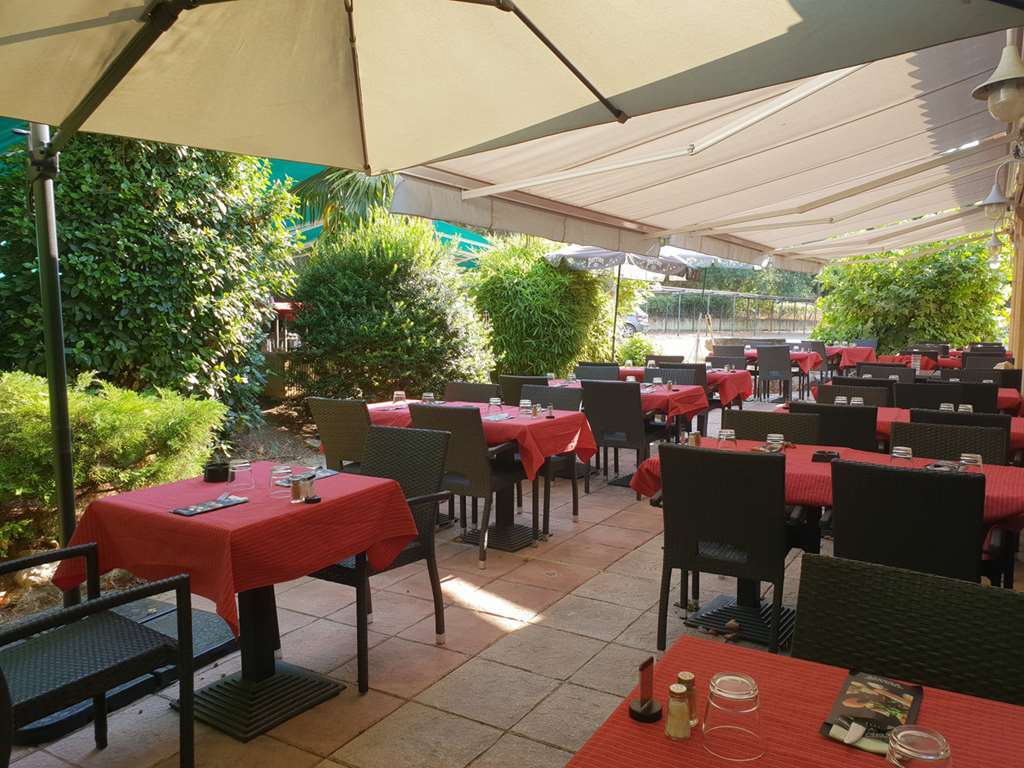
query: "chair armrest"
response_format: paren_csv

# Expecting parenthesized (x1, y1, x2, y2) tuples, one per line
(406, 490, 452, 507)
(487, 441, 518, 459)
(0, 574, 190, 648)
(0, 543, 100, 600)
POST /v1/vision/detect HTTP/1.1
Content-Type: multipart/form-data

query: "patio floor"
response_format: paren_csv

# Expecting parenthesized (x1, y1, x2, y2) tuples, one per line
(12, 402, 1021, 768)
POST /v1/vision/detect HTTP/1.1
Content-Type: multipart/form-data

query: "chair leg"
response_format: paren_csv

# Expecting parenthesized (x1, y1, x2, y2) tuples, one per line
(657, 555, 672, 652)
(569, 464, 579, 522)
(680, 569, 689, 617)
(602, 446, 609, 477)
(692, 570, 700, 605)
(768, 578, 784, 654)
(366, 583, 373, 624)
(531, 476, 540, 544)
(92, 694, 107, 750)
(583, 460, 591, 494)
(478, 497, 492, 569)
(543, 460, 554, 536)
(356, 553, 370, 692)
(516, 480, 523, 509)
(613, 447, 619, 474)
(459, 496, 467, 532)
(472, 497, 479, 527)
(426, 553, 446, 645)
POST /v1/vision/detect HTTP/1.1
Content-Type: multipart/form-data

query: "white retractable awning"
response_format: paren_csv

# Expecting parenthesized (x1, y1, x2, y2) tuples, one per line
(392, 30, 1017, 270)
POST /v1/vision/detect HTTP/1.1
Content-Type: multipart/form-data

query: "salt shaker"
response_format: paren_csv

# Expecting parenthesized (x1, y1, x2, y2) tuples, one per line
(677, 671, 698, 726)
(664, 683, 691, 740)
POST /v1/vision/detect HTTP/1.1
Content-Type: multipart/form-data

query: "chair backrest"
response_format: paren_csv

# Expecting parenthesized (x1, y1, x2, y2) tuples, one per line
(912, 342, 950, 355)
(967, 342, 1006, 352)
(655, 364, 707, 388)
(909, 409, 1011, 458)
(755, 345, 791, 378)
(521, 383, 582, 412)
(574, 365, 621, 381)
(580, 380, 645, 449)
(360, 425, 449, 540)
(789, 402, 878, 451)
(946, 367, 1022, 390)
(498, 375, 549, 406)
(645, 355, 685, 366)
(712, 344, 745, 357)
(890, 421, 1008, 465)
(443, 381, 499, 403)
(815, 383, 890, 407)
(957, 382, 999, 413)
(962, 351, 1010, 369)
(802, 340, 827, 359)
(722, 410, 820, 444)
(792, 555, 1024, 705)
(853, 338, 878, 349)
(578, 361, 619, 367)
(0, 668, 9, 768)
(306, 397, 371, 470)
(706, 355, 748, 371)
(900, 346, 940, 361)
(408, 404, 493, 496)
(831, 460, 984, 581)
(856, 363, 914, 383)
(659, 444, 787, 582)
(893, 382, 961, 410)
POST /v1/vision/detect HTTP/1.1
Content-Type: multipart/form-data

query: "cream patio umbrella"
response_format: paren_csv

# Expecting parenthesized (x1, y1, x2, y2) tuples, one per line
(3, 0, 1024, 547)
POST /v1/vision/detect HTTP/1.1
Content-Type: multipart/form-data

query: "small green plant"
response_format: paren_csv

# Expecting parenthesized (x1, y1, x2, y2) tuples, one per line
(615, 334, 658, 365)
(0, 371, 226, 547)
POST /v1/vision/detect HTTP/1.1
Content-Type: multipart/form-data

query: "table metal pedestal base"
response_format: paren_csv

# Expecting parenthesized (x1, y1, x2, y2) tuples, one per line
(191, 661, 341, 742)
(684, 594, 797, 649)
(461, 523, 536, 552)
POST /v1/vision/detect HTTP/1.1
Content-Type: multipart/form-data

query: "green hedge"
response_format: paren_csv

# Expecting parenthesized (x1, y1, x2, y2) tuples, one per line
(291, 213, 494, 401)
(0, 371, 226, 556)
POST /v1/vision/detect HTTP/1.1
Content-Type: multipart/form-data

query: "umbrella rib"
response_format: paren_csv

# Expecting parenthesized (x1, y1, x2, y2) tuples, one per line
(344, 0, 373, 173)
(453, 0, 627, 124)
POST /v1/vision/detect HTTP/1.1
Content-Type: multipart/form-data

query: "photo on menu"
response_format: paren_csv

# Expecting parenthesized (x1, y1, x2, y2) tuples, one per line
(820, 672, 923, 754)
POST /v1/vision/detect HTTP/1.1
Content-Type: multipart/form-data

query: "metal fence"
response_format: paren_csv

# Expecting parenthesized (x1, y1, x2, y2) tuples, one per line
(644, 288, 820, 336)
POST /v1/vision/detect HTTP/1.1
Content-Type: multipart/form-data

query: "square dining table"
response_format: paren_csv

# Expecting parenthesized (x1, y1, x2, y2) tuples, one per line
(53, 462, 416, 741)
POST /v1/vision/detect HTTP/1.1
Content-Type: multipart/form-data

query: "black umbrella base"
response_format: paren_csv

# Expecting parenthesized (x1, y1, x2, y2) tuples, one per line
(683, 594, 797, 649)
(461, 523, 537, 552)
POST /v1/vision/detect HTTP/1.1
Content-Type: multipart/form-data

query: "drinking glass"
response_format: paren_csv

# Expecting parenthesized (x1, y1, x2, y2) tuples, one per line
(422, 392, 435, 403)
(939, 402, 955, 412)
(888, 374, 900, 381)
(624, 359, 634, 367)
(487, 396, 502, 415)
(519, 399, 532, 417)
(568, 372, 577, 383)
(948, 377, 960, 383)
(625, 375, 637, 383)
(652, 377, 663, 385)
(850, 396, 865, 406)
(957, 403, 973, 413)
(545, 372, 555, 380)
(269, 464, 292, 498)
(982, 378, 995, 384)
(666, 379, 674, 390)
(228, 459, 254, 492)
(766, 433, 784, 451)
(886, 725, 951, 767)
(717, 428, 738, 450)
(392, 390, 406, 405)
(702, 672, 764, 762)
(891, 445, 914, 463)
(834, 396, 848, 405)
(862, 373, 873, 379)
(959, 452, 983, 471)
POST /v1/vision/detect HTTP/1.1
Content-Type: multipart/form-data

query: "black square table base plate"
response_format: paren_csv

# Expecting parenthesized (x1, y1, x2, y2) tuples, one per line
(460, 523, 535, 552)
(683, 593, 797, 648)
(188, 661, 341, 741)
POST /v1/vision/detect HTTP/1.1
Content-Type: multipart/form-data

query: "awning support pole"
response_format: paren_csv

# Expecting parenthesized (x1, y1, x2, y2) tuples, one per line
(610, 264, 622, 360)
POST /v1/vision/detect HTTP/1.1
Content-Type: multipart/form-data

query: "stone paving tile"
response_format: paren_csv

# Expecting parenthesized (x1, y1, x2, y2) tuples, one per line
(415, 657, 559, 729)
(10, 752, 76, 767)
(381, 566, 496, 605)
(153, 727, 323, 768)
(334, 702, 500, 768)
(614, 607, 706, 654)
(468, 734, 572, 768)
(268, 687, 403, 757)
(275, 579, 357, 618)
(572, 571, 662, 611)
(455, 579, 567, 622)
(600, 507, 664, 532)
(329, 636, 468, 698)
(532, 594, 643, 642)
(502, 559, 598, 593)
(329, 590, 438, 636)
(512, 683, 621, 752)
(480, 624, 605, 680)
(445, 548, 529, 577)
(280, 618, 388, 675)
(399, 605, 524, 655)
(538, 539, 631, 571)
(571, 524, 657, 550)
(569, 643, 654, 696)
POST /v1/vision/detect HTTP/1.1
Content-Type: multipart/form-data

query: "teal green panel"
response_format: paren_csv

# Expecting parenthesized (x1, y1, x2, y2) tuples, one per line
(0, 117, 26, 152)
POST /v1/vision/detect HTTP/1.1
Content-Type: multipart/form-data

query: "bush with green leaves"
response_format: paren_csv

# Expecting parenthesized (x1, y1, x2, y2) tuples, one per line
(615, 334, 657, 365)
(0, 135, 299, 429)
(812, 238, 1008, 353)
(291, 213, 494, 400)
(0, 371, 226, 555)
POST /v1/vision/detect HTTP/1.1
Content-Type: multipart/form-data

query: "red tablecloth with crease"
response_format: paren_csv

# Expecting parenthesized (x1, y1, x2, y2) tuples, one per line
(52, 463, 416, 634)
(367, 401, 596, 480)
(876, 354, 939, 370)
(706, 369, 753, 406)
(745, 349, 823, 374)
(618, 366, 647, 381)
(552, 381, 709, 421)
(567, 636, 1024, 768)
(825, 345, 876, 369)
(630, 440, 1024, 526)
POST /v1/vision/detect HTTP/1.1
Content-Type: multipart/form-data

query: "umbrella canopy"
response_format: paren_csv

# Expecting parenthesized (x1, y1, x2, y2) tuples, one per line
(1, 1, 1022, 174)
(545, 243, 751, 277)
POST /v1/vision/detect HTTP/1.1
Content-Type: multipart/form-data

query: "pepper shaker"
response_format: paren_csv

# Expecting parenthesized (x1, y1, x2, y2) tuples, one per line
(677, 671, 698, 727)
(664, 683, 691, 740)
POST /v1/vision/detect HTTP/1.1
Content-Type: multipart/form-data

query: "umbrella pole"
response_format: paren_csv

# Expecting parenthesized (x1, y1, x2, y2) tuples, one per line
(28, 124, 77, 570)
(610, 264, 622, 360)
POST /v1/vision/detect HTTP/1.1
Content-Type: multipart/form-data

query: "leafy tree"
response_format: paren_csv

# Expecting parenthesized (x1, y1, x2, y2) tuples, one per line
(293, 168, 394, 234)
(692, 265, 817, 297)
(291, 212, 493, 400)
(0, 135, 299, 429)
(812, 237, 1009, 353)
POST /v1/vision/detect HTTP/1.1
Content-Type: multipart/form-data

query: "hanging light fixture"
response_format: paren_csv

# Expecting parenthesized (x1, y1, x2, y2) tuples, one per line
(973, 42, 1024, 123)
(988, 230, 1004, 268)
(983, 178, 1012, 221)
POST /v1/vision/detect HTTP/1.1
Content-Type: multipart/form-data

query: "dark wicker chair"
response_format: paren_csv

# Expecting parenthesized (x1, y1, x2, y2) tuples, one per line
(801, 340, 830, 380)
(498, 375, 549, 406)
(443, 381, 499, 403)
(311, 425, 450, 693)
(408, 405, 525, 568)
(963, 351, 1011, 369)
(645, 355, 685, 366)
(831, 460, 985, 581)
(830, 376, 894, 404)
(712, 345, 745, 357)
(958, 382, 1000, 413)
(705, 355, 748, 373)
(968, 342, 1007, 351)
(306, 397, 370, 472)
(789, 402, 878, 451)
(574, 365, 620, 381)
(0, 545, 193, 767)
(815, 383, 890, 407)
(755, 345, 794, 400)
(853, 338, 878, 349)
(913, 341, 951, 355)
(721, 410, 820, 445)
(891, 421, 1008, 465)
(900, 346, 941, 361)
(792, 554, 1024, 705)
(893, 382, 961, 410)
(657, 445, 789, 651)
(578, 361, 619, 367)
(856, 363, 914, 383)
(945, 367, 1023, 390)
(521, 384, 586, 526)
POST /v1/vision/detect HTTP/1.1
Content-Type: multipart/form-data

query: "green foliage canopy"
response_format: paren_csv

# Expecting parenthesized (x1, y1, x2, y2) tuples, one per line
(615, 334, 658, 365)
(0, 135, 299, 428)
(0, 371, 226, 555)
(812, 238, 1009, 353)
(291, 213, 494, 400)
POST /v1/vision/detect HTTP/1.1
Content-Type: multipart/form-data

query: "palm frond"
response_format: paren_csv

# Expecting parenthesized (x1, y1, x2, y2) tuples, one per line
(293, 168, 395, 233)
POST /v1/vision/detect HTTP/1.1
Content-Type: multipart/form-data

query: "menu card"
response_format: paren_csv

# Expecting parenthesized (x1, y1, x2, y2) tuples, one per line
(821, 672, 922, 754)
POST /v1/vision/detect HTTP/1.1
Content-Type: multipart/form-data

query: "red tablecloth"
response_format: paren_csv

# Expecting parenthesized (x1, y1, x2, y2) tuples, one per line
(949, 349, 1013, 359)
(876, 354, 938, 371)
(745, 349, 823, 374)
(937, 356, 961, 369)
(706, 369, 753, 406)
(630, 441, 1024, 526)
(567, 636, 1024, 768)
(552, 381, 709, 422)
(53, 463, 416, 634)
(367, 401, 597, 481)
(870, 406, 1024, 450)
(618, 366, 647, 381)
(825, 345, 876, 369)
(999, 388, 1023, 414)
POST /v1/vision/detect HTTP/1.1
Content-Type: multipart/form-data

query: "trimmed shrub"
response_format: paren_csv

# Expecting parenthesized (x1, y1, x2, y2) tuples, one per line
(291, 213, 494, 400)
(0, 371, 226, 554)
(615, 334, 658, 365)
